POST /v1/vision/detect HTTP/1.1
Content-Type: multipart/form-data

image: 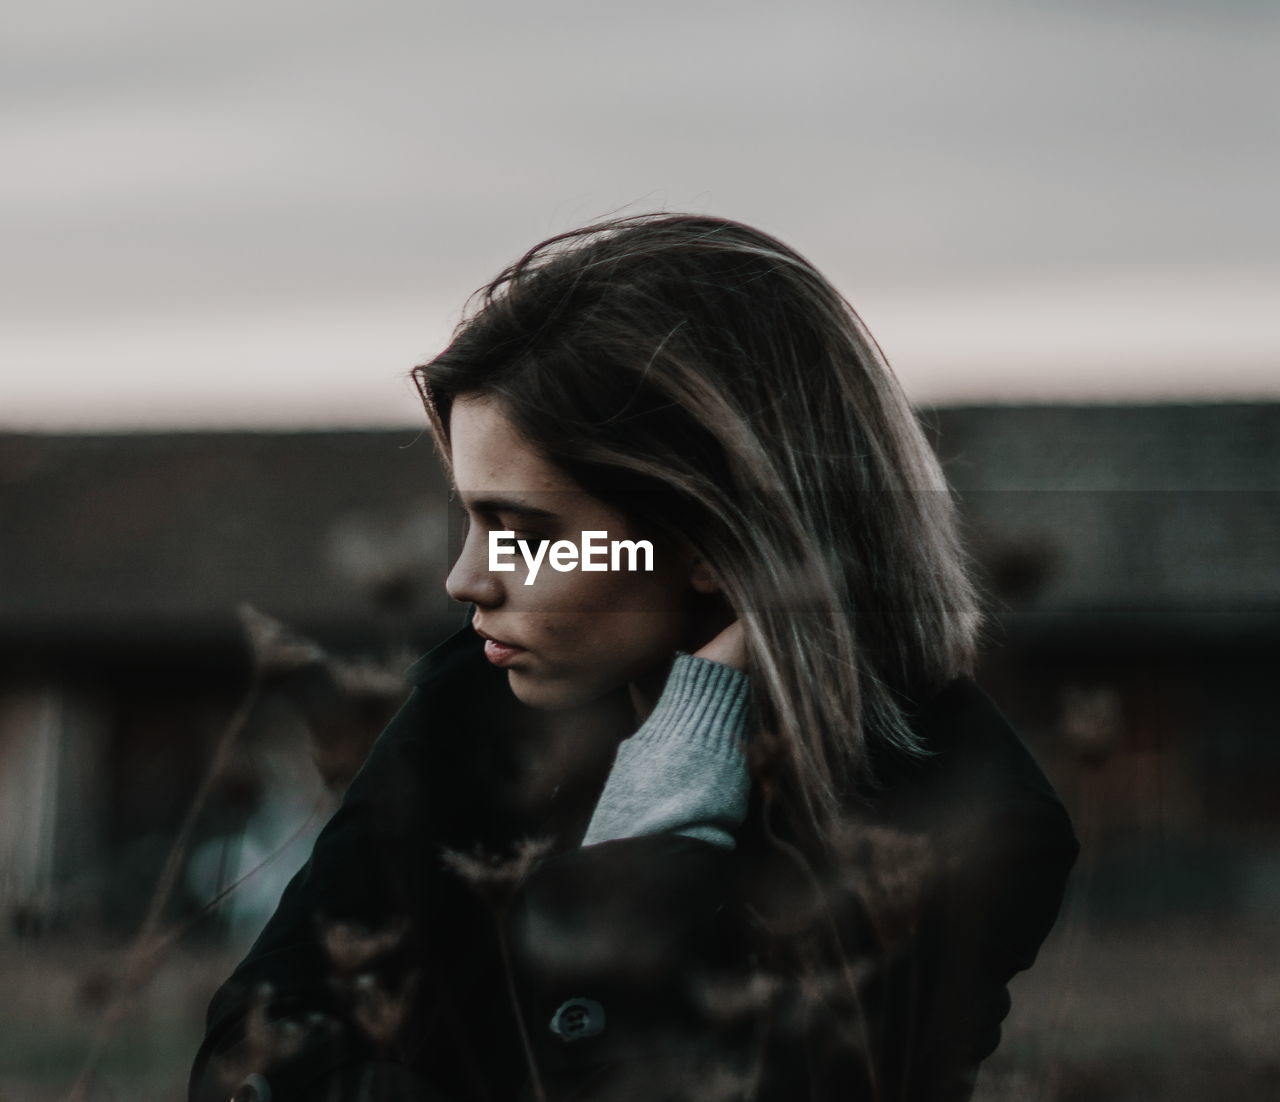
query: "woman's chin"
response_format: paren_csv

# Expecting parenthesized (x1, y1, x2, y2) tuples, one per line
(505, 668, 628, 713)
(505, 669, 585, 711)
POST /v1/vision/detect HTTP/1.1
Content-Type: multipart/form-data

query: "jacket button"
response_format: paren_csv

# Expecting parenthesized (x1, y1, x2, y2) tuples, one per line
(230, 1073, 272, 1101)
(549, 997, 605, 1041)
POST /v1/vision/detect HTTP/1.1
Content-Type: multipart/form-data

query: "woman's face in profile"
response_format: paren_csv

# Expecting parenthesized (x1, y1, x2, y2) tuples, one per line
(444, 394, 704, 711)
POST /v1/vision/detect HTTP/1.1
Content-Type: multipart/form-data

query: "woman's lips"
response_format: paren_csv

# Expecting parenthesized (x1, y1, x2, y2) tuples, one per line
(483, 638, 527, 667)
(476, 627, 528, 666)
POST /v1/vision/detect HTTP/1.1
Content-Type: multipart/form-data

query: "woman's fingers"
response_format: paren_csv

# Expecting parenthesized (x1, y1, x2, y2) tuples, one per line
(692, 619, 746, 671)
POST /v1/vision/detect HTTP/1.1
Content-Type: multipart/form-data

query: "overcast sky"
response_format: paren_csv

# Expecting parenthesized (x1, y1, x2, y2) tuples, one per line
(4, 0, 1277, 429)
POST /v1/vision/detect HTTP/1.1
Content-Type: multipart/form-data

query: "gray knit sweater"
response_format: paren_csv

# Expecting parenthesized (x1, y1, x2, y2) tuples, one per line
(580, 652, 752, 850)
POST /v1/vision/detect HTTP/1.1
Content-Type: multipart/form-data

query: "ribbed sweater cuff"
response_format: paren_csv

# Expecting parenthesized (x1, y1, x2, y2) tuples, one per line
(579, 653, 751, 850)
(627, 652, 751, 756)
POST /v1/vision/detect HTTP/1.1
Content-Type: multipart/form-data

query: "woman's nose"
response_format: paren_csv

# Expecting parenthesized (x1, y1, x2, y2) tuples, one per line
(445, 527, 503, 607)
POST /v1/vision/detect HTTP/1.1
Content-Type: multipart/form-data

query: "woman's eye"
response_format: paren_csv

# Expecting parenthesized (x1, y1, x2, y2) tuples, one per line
(492, 531, 546, 549)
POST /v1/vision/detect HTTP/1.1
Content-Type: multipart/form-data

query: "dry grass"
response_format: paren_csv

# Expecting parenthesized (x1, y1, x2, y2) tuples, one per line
(3, 916, 1278, 1100)
(971, 913, 1280, 1102)
(0, 940, 238, 1102)
(5, 608, 1275, 1100)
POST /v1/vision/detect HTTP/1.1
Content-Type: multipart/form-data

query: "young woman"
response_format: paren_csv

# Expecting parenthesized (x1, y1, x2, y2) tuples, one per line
(191, 214, 1079, 1102)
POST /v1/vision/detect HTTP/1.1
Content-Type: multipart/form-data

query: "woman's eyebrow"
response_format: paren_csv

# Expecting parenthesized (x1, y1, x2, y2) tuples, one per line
(453, 492, 559, 521)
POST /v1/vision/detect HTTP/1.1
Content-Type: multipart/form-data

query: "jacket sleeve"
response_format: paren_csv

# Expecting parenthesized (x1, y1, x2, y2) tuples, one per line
(832, 678, 1083, 1102)
(188, 683, 471, 1102)
(903, 795, 1080, 1101)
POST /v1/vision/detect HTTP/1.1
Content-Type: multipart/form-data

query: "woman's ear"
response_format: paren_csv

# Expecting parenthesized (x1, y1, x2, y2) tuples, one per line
(688, 557, 722, 595)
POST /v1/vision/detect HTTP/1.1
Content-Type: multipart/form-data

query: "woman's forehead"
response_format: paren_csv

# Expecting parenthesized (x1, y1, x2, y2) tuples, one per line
(448, 395, 570, 491)
(448, 395, 624, 523)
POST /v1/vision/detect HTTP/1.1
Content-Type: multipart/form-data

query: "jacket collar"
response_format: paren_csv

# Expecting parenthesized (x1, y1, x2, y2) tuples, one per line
(403, 604, 487, 689)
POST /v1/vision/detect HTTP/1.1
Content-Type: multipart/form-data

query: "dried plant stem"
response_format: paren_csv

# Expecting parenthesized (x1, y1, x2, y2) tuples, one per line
(759, 803, 883, 1102)
(138, 793, 328, 969)
(742, 998, 772, 1102)
(1036, 767, 1098, 1102)
(492, 911, 547, 1102)
(64, 671, 265, 1102)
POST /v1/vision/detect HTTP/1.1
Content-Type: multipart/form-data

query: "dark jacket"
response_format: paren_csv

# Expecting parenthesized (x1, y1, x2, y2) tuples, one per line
(190, 617, 1079, 1102)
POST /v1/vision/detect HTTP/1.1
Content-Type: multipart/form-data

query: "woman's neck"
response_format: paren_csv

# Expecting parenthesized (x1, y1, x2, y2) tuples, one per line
(627, 655, 677, 725)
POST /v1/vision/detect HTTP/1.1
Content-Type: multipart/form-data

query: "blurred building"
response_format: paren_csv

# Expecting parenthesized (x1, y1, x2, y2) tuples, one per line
(0, 404, 1277, 940)
(0, 429, 452, 940)
(927, 403, 1280, 921)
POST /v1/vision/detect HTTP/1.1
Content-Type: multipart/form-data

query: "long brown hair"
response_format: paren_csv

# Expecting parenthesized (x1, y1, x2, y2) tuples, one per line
(412, 213, 981, 854)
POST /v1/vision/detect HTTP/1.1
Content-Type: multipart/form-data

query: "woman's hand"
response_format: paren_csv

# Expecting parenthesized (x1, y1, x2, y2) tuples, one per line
(692, 619, 746, 671)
